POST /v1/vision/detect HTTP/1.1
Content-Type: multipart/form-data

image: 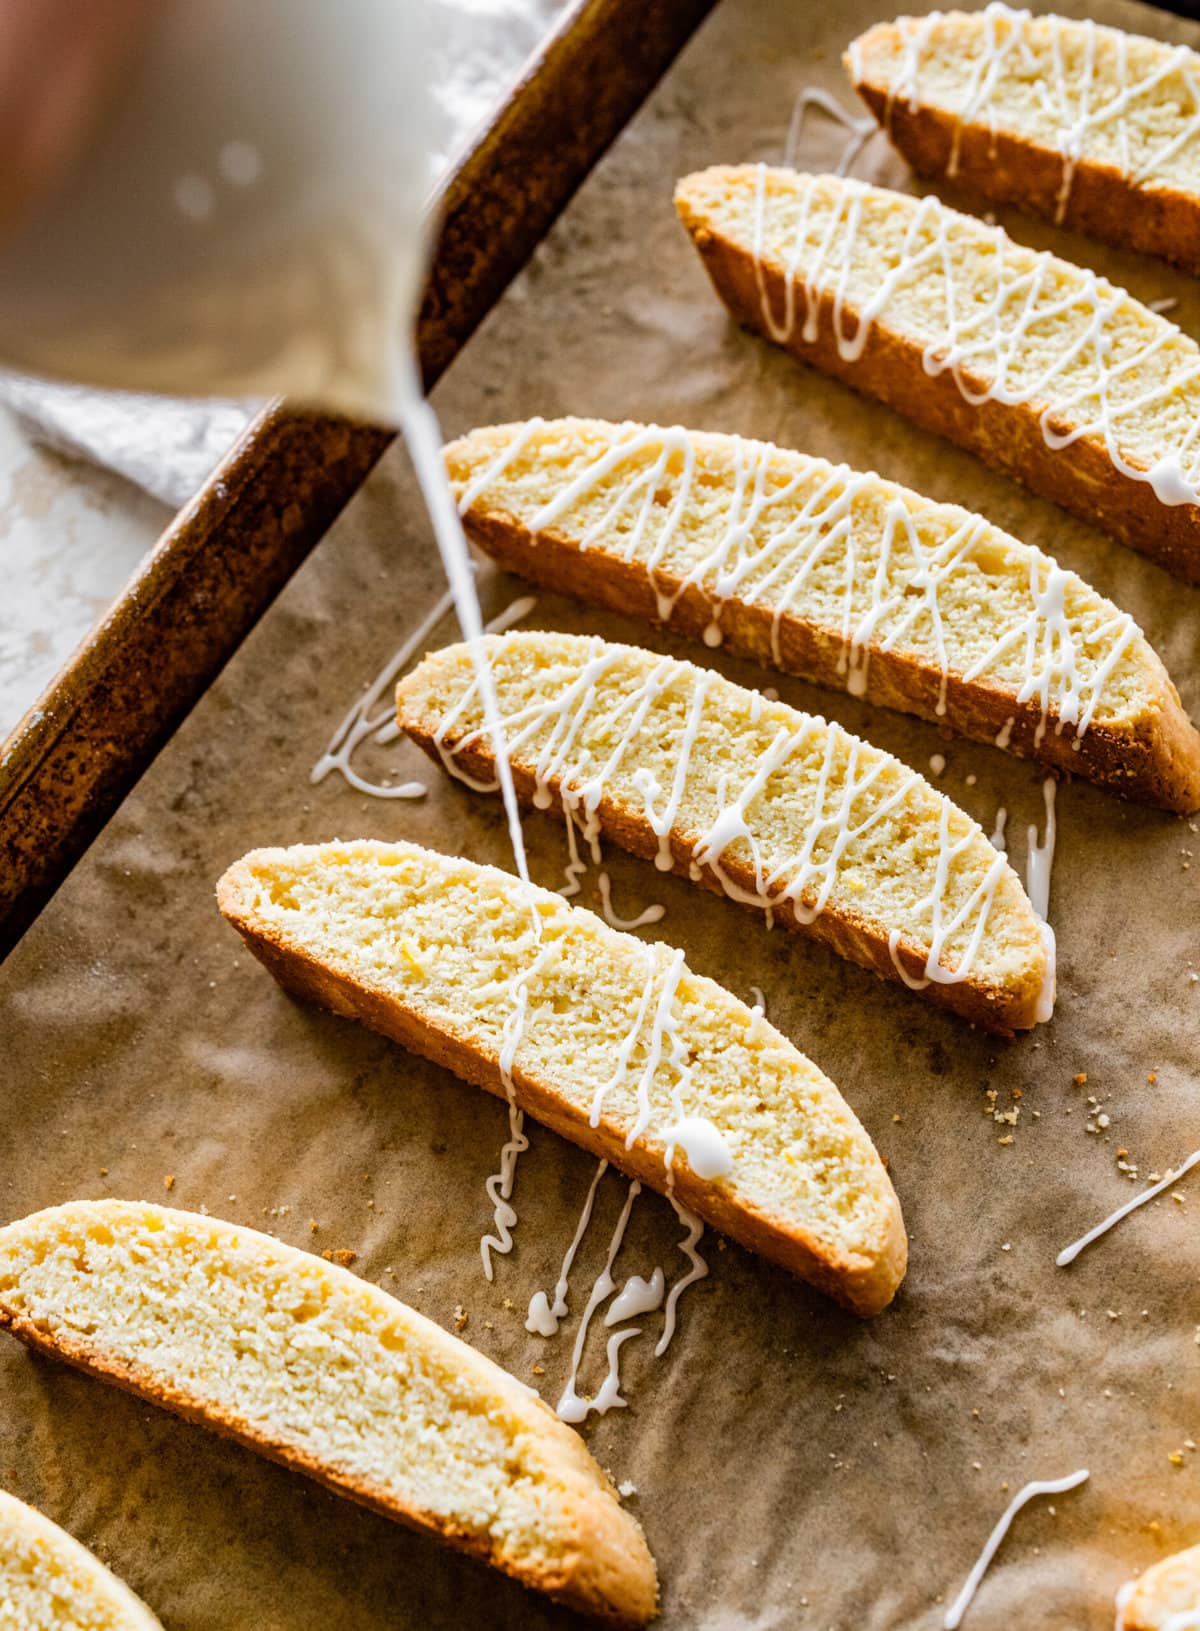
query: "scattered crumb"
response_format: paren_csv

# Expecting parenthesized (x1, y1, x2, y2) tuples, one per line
(1147, 1073, 1158, 1084)
(1001, 1243, 1012, 1252)
(99, 1168, 108, 1178)
(163, 1174, 175, 1192)
(1074, 1073, 1088, 1086)
(321, 1248, 358, 1268)
(453, 1304, 468, 1331)
(309, 1218, 319, 1233)
(531, 1362, 545, 1376)
(503, 1297, 514, 1310)
(998, 1135, 1014, 1146)
(618, 1480, 637, 1498)
(892, 1113, 903, 1123)
(1170, 1451, 1185, 1468)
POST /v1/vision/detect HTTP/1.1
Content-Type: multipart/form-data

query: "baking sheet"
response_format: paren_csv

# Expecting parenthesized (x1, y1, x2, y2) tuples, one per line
(1, 0, 1198, 1625)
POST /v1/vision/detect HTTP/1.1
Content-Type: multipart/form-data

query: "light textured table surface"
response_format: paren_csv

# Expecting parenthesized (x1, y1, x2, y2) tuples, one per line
(0, 0, 562, 740)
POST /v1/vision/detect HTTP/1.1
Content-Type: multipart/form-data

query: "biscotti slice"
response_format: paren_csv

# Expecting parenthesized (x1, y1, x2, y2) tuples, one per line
(447, 417, 1200, 811)
(674, 166, 1200, 583)
(1118, 1541, 1200, 1629)
(0, 1199, 657, 1627)
(848, 10, 1200, 274)
(0, 1488, 163, 1631)
(218, 839, 907, 1315)
(395, 632, 1050, 1032)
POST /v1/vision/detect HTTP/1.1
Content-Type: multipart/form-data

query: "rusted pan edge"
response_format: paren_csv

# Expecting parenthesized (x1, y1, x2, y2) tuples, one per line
(0, 0, 717, 961)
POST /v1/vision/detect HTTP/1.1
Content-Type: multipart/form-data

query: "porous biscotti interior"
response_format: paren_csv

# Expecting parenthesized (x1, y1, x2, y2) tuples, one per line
(676, 166, 1200, 484)
(398, 632, 1042, 990)
(447, 417, 1155, 725)
(0, 1490, 160, 1631)
(222, 839, 894, 1257)
(0, 1201, 622, 1582)
(852, 10, 1200, 192)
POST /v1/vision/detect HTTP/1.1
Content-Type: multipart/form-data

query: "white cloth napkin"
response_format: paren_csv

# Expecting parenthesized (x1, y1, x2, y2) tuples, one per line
(0, 375, 254, 510)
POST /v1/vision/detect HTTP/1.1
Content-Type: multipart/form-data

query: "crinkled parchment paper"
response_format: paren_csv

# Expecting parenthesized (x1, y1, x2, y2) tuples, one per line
(1, 0, 1198, 1626)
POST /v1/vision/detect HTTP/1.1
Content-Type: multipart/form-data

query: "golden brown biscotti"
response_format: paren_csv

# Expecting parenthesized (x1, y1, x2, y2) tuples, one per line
(0, 1487, 164, 1631)
(446, 416, 1200, 811)
(395, 632, 1051, 1034)
(1118, 1541, 1200, 1629)
(848, 9, 1200, 274)
(0, 1199, 658, 1628)
(674, 165, 1200, 584)
(218, 839, 908, 1316)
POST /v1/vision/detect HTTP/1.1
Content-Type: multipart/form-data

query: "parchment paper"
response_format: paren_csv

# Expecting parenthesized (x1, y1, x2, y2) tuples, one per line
(2, 1, 1198, 1626)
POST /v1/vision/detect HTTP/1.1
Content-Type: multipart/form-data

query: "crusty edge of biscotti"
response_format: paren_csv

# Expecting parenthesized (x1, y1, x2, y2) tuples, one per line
(392, 687, 1047, 1035)
(455, 497, 1200, 815)
(847, 23, 1200, 277)
(0, 1489, 163, 1630)
(217, 865, 908, 1317)
(0, 1213, 658, 1629)
(672, 168, 1200, 588)
(1117, 1540, 1200, 1630)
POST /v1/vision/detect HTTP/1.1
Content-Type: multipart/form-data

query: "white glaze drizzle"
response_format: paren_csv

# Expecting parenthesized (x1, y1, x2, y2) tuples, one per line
(311, 591, 538, 799)
(526, 1158, 608, 1337)
(856, 4, 1200, 224)
(1025, 777, 1057, 921)
(508, 934, 719, 1420)
(944, 1468, 1089, 1629)
(749, 983, 766, 1015)
(606, 1267, 666, 1324)
(747, 164, 1200, 512)
(657, 1193, 709, 1356)
(556, 778, 666, 929)
(661, 1117, 734, 1180)
(990, 806, 1008, 853)
(454, 420, 1138, 751)
(401, 375, 533, 885)
(556, 1176, 642, 1423)
(1021, 777, 1058, 1025)
(311, 587, 453, 799)
(784, 86, 878, 177)
(480, 941, 556, 1279)
(597, 873, 666, 931)
(432, 636, 1015, 998)
(1057, 1148, 1200, 1266)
